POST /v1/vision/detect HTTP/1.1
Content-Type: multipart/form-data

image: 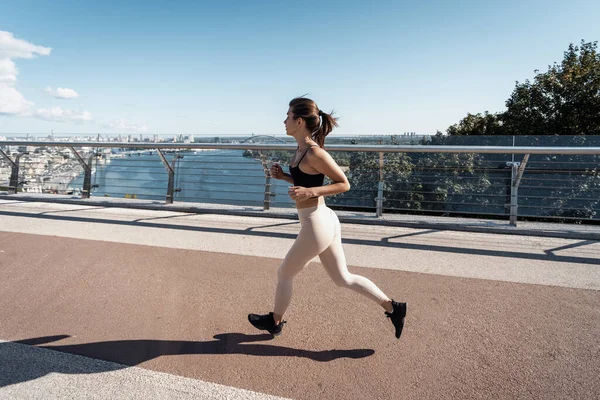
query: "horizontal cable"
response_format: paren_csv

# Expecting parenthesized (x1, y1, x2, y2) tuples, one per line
(519, 184, 600, 191)
(176, 180, 376, 192)
(29, 174, 81, 179)
(92, 184, 166, 190)
(90, 184, 160, 192)
(520, 178, 600, 188)
(177, 167, 270, 172)
(99, 163, 166, 166)
(410, 159, 513, 163)
(328, 196, 377, 202)
(520, 177, 598, 182)
(397, 182, 511, 188)
(511, 195, 600, 201)
(173, 196, 263, 203)
(182, 155, 266, 158)
(401, 175, 512, 180)
(384, 189, 506, 197)
(412, 168, 598, 175)
(517, 213, 598, 220)
(382, 207, 508, 217)
(525, 159, 599, 164)
(175, 171, 266, 176)
(372, 177, 513, 183)
(176, 180, 268, 187)
(178, 160, 260, 165)
(93, 185, 277, 197)
(181, 189, 267, 195)
(92, 193, 164, 198)
(517, 205, 599, 211)
(349, 165, 600, 173)
(327, 204, 377, 211)
(384, 191, 598, 204)
(173, 172, 265, 178)
(515, 170, 598, 174)
(384, 199, 504, 207)
(410, 166, 511, 171)
(334, 189, 377, 193)
(92, 178, 168, 183)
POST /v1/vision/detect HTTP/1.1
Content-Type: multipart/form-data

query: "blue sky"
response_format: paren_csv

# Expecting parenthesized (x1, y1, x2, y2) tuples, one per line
(1, 0, 599, 136)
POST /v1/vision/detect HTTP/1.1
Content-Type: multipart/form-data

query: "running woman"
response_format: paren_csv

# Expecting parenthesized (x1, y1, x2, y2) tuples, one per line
(248, 97, 407, 339)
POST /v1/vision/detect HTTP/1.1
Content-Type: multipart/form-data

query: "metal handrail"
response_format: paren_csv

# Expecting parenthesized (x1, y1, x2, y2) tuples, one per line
(2, 140, 600, 154)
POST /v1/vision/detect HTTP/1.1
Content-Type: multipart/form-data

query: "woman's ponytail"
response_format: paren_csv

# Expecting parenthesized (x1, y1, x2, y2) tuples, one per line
(313, 110, 339, 148)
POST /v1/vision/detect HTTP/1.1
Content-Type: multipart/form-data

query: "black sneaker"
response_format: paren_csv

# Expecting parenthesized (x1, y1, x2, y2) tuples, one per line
(248, 312, 286, 336)
(385, 300, 407, 339)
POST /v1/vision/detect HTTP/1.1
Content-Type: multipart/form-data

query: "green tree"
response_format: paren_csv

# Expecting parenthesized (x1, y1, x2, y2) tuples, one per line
(502, 40, 600, 135)
(440, 41, 600, 221)
(446, 41, 600, 136)
(446, 112, 505, 136)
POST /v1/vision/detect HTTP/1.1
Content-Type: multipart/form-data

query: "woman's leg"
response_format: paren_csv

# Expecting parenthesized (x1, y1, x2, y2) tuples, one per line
(319, 230, 408, 338)
(273, 212, 335, 322)
(318, 210, 392, 310)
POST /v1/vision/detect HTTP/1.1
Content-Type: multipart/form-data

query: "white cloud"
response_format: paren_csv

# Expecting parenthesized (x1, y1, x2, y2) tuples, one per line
(0, 31, 51, 116)
(0, 82, 33, 115)
(106, 119, 149, 133)
(1, 31, 128, 130)
(44, 86, 80, 99)
(34, 107, 92, 122)
(0, 59, 18, 83)
(0, 31, 51, 60)
(0, 31, 90, 122)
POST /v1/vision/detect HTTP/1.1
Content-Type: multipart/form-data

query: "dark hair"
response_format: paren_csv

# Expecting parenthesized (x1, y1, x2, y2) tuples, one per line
(289, 96, 339, 148)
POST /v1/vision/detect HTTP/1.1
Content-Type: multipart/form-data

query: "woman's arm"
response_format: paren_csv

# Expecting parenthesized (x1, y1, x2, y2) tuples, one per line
(280, 173, 294, 185)
(270, 163, 294, 184)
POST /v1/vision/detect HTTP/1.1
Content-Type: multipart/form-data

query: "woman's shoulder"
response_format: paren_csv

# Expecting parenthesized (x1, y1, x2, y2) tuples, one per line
(306, 146, 332, 162)
(308, 145, 327, 156)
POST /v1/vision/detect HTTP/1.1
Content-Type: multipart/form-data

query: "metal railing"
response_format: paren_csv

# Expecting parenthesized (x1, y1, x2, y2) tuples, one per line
(1, 139, 599, 226)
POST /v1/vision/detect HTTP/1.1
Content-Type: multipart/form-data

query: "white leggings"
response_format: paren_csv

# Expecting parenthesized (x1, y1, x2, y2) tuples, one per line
(274, 204, 390, 316)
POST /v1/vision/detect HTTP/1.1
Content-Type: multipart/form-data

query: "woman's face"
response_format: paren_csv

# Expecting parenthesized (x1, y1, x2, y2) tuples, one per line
(284, 108, 299, 136)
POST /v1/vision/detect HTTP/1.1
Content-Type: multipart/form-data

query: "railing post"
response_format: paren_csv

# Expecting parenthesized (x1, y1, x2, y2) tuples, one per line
(264, 175, 272, 210)
(9, 157, 20, 194)
(82, 154, 96, 199)
(166, 169, 176, 204)
(259, 152, 273, 211)
(157, 149, 181, 204)
(168, 154, 182, 204)
(508, 162, 519, 226)
(0, 150, 22, 194)
(375, 152, 385, 217)
(69, 147, 95, 199)
(507, 154, 529, 227)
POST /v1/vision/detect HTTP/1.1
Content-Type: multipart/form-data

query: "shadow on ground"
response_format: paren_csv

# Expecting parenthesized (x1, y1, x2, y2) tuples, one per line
(0, 333, 374, 387)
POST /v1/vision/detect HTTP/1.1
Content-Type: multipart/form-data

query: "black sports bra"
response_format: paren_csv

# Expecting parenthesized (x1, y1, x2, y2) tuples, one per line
(289, 146, 325, 188)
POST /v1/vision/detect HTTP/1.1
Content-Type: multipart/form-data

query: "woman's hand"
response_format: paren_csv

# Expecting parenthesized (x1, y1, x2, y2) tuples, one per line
(288, 186, 316, 201)
(270, 163, 284, 179)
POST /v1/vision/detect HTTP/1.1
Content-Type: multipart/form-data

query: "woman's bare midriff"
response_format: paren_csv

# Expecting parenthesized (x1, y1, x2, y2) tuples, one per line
(296, 196, 324, 209)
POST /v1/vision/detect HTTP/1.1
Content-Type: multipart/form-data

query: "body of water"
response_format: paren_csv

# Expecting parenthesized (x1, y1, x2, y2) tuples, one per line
(71, 150, 296, 208)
